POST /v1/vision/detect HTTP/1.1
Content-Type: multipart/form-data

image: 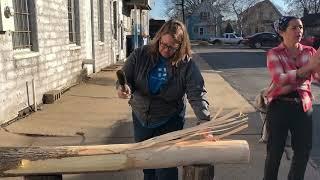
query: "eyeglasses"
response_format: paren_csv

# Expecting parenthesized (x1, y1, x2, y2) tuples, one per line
(159, 40, 180, 52)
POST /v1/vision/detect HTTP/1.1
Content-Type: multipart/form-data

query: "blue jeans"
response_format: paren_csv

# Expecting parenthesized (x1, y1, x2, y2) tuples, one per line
(132, 112, 185, 180)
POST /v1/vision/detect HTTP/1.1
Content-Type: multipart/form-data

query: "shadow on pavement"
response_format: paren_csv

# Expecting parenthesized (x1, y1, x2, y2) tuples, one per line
(84, 76, 116, 86)
(63, 120, 141, 180)
(198, 51, 267, 70)
(103, 120, 135, 144)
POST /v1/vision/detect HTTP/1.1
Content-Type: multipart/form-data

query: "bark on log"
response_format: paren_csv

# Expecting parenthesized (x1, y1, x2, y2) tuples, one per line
(0, 140, 249, 177)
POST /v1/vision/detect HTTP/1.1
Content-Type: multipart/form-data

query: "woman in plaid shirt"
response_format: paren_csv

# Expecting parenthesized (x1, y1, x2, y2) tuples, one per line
(263, 16, 320, 180)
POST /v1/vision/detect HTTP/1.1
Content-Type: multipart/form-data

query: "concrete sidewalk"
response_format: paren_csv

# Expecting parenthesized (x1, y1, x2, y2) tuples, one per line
(0, 50, 319, 180)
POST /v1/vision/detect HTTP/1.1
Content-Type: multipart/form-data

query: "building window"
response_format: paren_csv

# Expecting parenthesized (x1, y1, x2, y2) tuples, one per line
(199, 27, 204, 36)
(98, 0, 104, 42)
(113, 1, 117, 40)
(12, 0, 38, 50)
(68, 0, 80, 45)
(200, 12, 209, 20)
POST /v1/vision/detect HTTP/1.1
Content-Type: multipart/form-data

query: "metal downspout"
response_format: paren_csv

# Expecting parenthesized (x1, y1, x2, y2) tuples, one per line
(91, 0, 96, 73)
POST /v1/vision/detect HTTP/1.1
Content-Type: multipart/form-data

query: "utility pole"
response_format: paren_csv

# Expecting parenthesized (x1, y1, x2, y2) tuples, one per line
(181, 0, 185, 23)
(176, 0, 185, 23)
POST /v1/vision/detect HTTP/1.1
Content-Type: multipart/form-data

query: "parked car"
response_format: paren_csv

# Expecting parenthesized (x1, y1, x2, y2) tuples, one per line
(241, 32, 281, 48)
(300, 35, 320, 49)
(209, 33, 243, 45)
(315, 38, 320, 49)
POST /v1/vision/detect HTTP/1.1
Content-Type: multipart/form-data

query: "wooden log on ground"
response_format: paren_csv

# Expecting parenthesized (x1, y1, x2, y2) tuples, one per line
(0, 140, 249, 177)
(183, 165, 214, 180)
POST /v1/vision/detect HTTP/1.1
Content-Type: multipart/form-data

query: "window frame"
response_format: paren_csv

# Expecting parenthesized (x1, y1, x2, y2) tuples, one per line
(199, 27, 204, 36)
(12, 0, 38, 51)
(200, 12, 209, 21)
(68, 0, 80, 45)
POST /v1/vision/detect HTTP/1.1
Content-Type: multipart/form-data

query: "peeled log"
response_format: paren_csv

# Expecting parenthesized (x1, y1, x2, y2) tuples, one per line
(1, 109, 250, 177)
(0, 140, 249, 177)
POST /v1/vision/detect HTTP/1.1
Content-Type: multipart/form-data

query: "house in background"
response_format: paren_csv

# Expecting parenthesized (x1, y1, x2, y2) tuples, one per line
(124, 0, 151, 56)
(0, 0, 150, 125)
(301, 13, 320, 37)
(186, 0, 223, 40)
(240, 0, 281, 36)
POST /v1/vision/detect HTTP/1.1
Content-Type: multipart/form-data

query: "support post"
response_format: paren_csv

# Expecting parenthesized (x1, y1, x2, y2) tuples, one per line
(183, 164, 214, 180)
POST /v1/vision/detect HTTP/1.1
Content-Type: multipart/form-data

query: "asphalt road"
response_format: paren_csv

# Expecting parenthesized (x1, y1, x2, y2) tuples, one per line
(193, 46, 320, 169)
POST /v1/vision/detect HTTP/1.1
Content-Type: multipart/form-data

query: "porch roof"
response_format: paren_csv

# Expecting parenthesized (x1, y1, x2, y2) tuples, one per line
(123, 0, 151, 10)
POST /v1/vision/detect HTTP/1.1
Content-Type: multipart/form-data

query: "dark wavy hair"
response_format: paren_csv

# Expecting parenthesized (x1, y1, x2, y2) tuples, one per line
(273, 16, 300, 33)
(273, 16, 300, 41)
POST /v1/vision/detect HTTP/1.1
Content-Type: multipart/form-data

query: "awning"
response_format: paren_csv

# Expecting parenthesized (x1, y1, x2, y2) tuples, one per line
(123, 0, 151, 10)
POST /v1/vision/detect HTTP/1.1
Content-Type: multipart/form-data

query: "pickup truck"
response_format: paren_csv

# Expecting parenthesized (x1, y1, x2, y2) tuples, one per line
(209, 33, 243, 45)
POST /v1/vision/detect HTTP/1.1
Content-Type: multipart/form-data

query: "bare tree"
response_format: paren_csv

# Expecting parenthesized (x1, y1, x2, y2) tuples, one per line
(164, 0, 202, 21)
(286, 0, 320, 16)
(229, 0, 260, 36)
(164, 0, 229, 21)
(273, 3, 286, 15)
(164, 0, 260, 35)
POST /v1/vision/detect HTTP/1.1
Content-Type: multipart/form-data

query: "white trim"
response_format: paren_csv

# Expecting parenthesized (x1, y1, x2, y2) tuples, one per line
(98, 41, 104, 46)
(13, 50, 40, 60)
(68, 44, 81, 50)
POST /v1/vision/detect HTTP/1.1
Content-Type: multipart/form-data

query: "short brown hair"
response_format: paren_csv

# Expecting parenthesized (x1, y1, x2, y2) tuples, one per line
(149, 20, 192, 64)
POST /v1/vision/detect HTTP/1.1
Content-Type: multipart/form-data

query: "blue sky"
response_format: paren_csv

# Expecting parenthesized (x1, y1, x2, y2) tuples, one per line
(150, 0, 167, 20)
(150, 0, 286, 20)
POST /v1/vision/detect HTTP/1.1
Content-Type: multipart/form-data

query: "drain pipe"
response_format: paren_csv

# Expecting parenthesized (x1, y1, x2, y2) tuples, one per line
(90, 0, 95, 73)
(26, 81, 30, 107)
(32, 79, 37, 112)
